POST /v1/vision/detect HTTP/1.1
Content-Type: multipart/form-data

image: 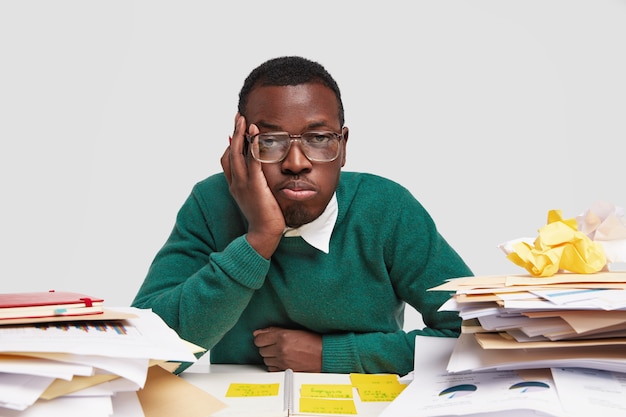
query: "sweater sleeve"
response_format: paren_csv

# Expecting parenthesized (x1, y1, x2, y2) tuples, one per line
(322, 327, 458, 376)
(131, 183, 269, 357)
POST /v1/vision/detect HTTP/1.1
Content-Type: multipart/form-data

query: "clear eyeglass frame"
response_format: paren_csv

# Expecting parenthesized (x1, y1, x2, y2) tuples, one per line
(245, 130, 344, 163)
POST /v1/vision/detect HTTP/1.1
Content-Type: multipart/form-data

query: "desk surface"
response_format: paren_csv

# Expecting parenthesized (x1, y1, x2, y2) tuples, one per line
(179, 366, 543, 417)
(178, 351, 585, 417)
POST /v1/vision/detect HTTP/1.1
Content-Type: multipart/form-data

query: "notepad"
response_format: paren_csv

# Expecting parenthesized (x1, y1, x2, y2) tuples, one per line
(0, 290, 104, 320)
(221, 371, 406, 415)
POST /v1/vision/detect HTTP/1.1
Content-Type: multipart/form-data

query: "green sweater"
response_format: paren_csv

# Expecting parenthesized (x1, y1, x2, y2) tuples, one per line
(132, 171, 472, 376)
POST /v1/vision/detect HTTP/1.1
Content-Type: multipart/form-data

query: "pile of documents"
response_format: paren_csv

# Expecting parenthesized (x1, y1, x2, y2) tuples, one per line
(0, 291, 214, 417)
(430, 271, 626, 373)
(381, 336, 626, 417)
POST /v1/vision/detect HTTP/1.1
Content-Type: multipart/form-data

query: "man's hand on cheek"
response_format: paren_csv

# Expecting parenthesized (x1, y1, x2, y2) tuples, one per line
(221, 114, 285, 259)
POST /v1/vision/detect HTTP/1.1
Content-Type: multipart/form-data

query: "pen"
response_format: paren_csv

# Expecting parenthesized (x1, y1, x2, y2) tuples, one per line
(284, 368, 294, 417)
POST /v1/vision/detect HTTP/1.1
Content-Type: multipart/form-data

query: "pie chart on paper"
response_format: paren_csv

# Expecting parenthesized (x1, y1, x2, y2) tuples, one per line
(509, 381, 550, 393)
(438, 384, 478, 399)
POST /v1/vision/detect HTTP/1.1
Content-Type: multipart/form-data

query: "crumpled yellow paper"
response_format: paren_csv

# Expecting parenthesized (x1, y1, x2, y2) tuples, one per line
(505, 209, 607, 277)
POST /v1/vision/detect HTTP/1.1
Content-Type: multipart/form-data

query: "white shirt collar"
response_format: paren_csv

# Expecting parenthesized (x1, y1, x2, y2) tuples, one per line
(283, 193, 338, 254)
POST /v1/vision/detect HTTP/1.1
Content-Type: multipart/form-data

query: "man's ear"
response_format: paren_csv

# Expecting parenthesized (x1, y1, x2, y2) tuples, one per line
(340, 126, 349, 167)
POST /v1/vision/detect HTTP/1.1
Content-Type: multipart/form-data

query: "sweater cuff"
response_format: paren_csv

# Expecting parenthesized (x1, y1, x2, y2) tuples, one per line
(321, 333, 363, 373)
(217, 236, 269, 290)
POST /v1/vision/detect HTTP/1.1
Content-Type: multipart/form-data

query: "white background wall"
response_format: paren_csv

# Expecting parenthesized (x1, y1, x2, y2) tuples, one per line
(1, 1, 625, 330)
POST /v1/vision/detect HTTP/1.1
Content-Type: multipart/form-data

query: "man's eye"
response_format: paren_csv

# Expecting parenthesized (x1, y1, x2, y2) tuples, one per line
(306, 133, 333, 145)
(259, 137, 281, 147)
(313, 135, 330, 143)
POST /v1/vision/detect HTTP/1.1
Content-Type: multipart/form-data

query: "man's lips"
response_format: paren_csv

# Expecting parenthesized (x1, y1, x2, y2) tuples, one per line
(279, 180, 317, 200)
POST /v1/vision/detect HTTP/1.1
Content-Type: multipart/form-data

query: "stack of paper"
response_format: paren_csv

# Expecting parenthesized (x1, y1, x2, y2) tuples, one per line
(0, 302, 205, 417)
(381, 336, 626, 417)
(429, 271, 626, 373)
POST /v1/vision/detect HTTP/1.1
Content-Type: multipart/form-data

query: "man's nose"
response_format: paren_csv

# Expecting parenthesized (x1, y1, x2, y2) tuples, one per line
(281, 140, 312, 173)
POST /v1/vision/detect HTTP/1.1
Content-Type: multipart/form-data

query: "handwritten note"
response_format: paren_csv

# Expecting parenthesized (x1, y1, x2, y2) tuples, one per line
(350, 373, 399, 386)
(357, 383, 406, 401)
(298, 383, 357, 414)
(300, 384, 353, 399)
(299, 397, 357, 415)
(225, 383, 279, 397)
(350, 373, 407, 402)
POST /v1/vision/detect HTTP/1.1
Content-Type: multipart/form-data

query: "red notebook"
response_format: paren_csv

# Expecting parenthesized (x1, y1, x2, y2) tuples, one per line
(0, 290, 105, 320)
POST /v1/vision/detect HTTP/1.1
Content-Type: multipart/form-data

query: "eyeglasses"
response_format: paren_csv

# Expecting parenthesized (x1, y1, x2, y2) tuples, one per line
(245, 131, 344, 163)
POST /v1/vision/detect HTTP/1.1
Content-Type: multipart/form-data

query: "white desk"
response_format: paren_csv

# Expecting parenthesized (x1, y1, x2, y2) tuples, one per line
(180, 338, 626, 417)
(180, 364, 556, 417)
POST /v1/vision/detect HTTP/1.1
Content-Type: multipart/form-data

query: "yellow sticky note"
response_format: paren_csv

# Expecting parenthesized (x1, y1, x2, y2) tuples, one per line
(300, 384, 353, 399)
(349, 373, 399, 386)
(357, 383, 407, 402)
(349, 373, 405, 402)
(225, 383, 279, 397)
(299, 397, 357, 415)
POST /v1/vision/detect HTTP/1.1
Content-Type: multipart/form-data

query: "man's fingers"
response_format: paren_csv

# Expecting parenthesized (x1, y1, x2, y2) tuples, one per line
(257, 347, 284, 371)
(228, 114, 247, 175)
(253, 326, 275, 335)
(253, 327, 276, 347)
(220, 145, 231, 181)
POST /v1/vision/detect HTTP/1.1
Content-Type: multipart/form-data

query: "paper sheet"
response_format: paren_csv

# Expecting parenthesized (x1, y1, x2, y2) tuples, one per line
(550, 367, 626, 417)
(0, 373, 54, 411)
(381, 336, 565, 417)
(137, 365, 226, 417)
(0, 308, 197, 364)
(448, 333, 626, 374)
(0, 396, 114, 417)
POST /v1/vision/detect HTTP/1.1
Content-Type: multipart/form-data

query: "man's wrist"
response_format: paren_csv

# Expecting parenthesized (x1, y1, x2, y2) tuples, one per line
(245, 231, 282, 259)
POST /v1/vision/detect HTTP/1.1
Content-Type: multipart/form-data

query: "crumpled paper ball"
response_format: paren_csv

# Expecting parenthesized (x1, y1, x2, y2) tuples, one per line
(500, 208, 607, 277)
(576, 201, 626, 263)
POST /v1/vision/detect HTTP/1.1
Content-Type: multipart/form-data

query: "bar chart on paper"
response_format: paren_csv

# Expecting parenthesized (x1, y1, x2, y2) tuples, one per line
(24, 321, 131, 335)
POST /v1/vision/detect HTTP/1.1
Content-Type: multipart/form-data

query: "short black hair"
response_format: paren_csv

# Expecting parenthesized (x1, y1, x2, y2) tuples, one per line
(238, 56, 345, 126)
